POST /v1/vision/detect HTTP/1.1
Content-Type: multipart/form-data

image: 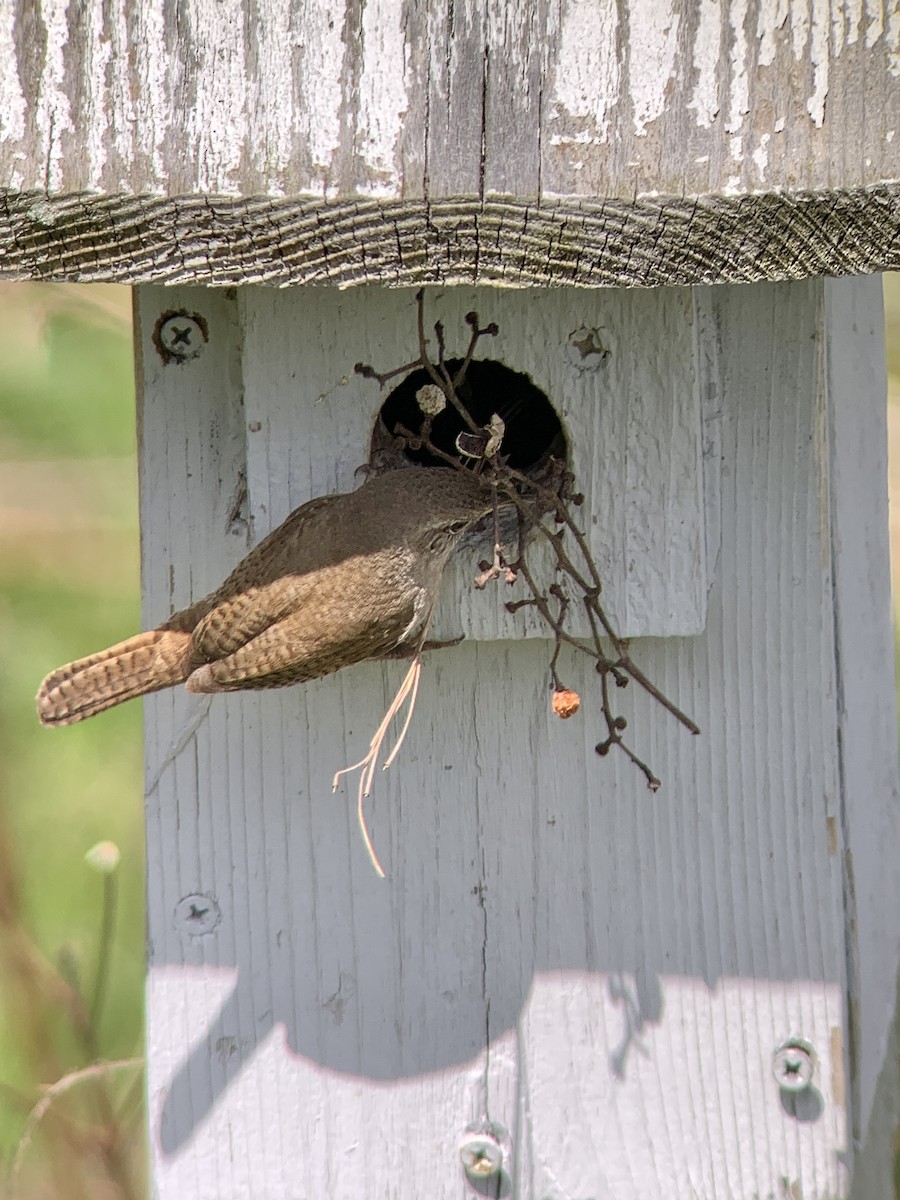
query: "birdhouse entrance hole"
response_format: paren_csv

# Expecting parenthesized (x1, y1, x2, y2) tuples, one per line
(371, 359, 567, 475)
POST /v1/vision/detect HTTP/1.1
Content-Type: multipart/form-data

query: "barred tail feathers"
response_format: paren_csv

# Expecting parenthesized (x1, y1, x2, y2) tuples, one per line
(36, 630, 192, 726)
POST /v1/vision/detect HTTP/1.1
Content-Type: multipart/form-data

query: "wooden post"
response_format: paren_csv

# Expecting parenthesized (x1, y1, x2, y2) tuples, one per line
(5, 3, 900, 1196)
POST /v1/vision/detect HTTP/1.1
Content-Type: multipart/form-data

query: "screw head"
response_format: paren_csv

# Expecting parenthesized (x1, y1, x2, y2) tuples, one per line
(564, 325, 610, 372)
(174, 893, 221, 936)
(155, 311, 208, 362)
(772, 1038, 817, 1092)
(458, 1131, 503, 1178)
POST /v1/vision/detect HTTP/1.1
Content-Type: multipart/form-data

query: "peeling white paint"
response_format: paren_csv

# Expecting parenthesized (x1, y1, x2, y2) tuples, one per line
(889, 0, 900, 74)
(357, 0, 409, 194)
(249, 0, 293, 191)
(758, 0, 790, 67)
(807, 0, 830, 125)
(832, 0, 845, 53)
(2, 0, 899, 203)
(552, 0, 620, 143)
(83, 1, 111, 189)
(837, 0, 864, 50)
(790, 0, 811, 57)
(688, 0, 722, 127)
(107, 1, 137, 189)
(628, 0, 680, 136)
(133, 0, 168, 185)
(34, 0, 74, 191)
(865, 0, 885, 48)
(752, 131, 770, 176)
(550, 130, 603, 146)
(844, 0, 864, 46)
(0, 3, 26, 143)
(725, 0, 749, 133)
(297, 0, 344, 191)
(184, 0, 249, 193)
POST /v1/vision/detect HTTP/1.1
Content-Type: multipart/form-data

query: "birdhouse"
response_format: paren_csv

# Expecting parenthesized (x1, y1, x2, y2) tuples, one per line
(4, 4, 900, 1197)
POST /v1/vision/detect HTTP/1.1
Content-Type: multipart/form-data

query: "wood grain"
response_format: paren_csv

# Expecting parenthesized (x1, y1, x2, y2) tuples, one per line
(3, 1, 900, 285)
(133, 277, 897, 1198)
(824, 278, 900, 1148)
(4, 1, 898, 197)
(4, 187, 900, 288)
(239, 284, 706, 640)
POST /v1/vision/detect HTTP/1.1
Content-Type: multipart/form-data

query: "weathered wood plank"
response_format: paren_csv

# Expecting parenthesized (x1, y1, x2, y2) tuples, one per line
(136, 286, 252, 1194)
(824, 277, 900, 1147)
(4, 188, 900, 288)
(134, 277, 889, 1198)
(239, 284, 706, 639)
(2, 2, 900, 285)
(4, 1, 899, 198)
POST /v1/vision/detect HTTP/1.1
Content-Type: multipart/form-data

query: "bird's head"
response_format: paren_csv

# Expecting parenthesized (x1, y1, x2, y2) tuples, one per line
(404, 468, 498, 558)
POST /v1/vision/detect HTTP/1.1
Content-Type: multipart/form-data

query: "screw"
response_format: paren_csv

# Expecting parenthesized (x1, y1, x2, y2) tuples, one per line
(458, 1130, 503, 1179)
(564, 326, 610, 372)
(772, 1038, 817, 1092)
(155, 311, 208, 362)
(174, 893, 221, 936)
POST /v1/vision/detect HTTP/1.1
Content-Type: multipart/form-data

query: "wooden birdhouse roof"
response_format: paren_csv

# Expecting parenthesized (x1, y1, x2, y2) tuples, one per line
(1, 2, 899, 288)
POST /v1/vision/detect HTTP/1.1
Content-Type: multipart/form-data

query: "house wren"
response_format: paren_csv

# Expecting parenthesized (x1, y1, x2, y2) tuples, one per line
(37, 467, 493, 726)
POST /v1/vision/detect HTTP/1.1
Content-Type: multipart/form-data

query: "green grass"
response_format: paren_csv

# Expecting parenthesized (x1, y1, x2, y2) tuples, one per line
(0, 318, 137, 460)
(0, 284, 145, 1196)
(1, 578, 143, 1002)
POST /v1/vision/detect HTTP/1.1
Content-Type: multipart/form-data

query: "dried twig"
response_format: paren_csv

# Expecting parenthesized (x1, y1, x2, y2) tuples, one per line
(356, 292, 700, 793)
(10, 1058, 144, 1200)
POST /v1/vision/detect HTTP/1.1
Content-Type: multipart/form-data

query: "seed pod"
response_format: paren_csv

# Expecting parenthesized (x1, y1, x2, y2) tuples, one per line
(552, 688, 581, 719)
(416, 384, 446, 415)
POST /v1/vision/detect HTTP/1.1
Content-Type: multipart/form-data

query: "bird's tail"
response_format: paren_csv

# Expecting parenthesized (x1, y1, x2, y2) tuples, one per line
(36, 630, 192, 726)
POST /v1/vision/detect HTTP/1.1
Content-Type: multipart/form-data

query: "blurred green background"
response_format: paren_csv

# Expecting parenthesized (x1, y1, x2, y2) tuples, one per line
(0, 285, 144, 1199)
(0, 280, 899, 1197)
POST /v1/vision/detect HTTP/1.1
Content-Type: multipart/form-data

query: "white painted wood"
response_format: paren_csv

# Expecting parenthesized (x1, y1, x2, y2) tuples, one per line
(824, 276, 900, 1148)
(134, 277, 894, 1198)
(4, 1, 899, 198)
(4, 4, 900, 289)
(240, 284, 706, 640)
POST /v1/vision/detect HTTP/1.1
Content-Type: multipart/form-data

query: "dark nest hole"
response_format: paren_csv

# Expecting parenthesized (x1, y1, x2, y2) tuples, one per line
(370, 359, 567, 477)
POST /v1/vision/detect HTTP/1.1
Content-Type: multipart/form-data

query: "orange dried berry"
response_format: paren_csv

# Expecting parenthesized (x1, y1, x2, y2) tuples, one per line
(552, 688, 581, 719)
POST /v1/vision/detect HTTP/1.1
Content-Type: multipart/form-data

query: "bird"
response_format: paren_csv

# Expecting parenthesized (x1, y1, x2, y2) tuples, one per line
(36, 467, 494, 727)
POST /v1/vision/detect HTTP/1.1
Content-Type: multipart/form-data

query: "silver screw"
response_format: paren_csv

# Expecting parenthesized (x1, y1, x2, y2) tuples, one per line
(458, 1130, 503, 1179)
(772, 1038, 817, 1092)
(174, 893, 221, 936)
(157, 313, 207, 360)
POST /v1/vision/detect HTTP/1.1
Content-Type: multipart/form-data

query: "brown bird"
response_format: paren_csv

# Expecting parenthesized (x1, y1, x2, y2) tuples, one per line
(37, 467, 493, 726)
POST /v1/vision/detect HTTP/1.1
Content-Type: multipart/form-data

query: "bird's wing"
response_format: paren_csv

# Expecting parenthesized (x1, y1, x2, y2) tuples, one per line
(185, 582, 419, 692)
(185, 578, 311, 669)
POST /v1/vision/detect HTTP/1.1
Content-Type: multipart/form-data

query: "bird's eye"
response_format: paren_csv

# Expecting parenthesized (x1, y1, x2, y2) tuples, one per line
(427, 520, 470, 553)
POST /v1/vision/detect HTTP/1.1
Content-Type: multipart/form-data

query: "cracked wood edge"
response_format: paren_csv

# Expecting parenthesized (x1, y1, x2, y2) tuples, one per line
(3, 186, 900, 288)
